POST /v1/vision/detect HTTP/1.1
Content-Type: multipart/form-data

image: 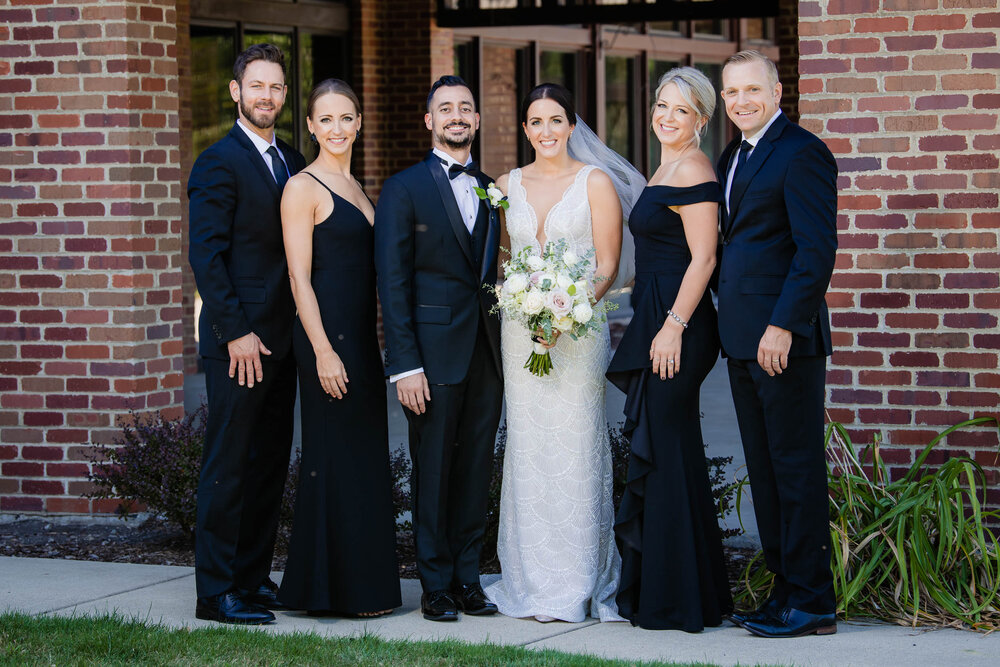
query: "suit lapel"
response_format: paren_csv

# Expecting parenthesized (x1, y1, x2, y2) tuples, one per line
(727, 114, 788, 229)
(425, 152, 475, 268)
(228, 123, 280, 200)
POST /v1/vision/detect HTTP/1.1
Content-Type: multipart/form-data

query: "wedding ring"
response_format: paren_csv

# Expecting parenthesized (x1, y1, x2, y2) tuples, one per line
(771, 358, 779, 362)
(668, 360, 674, 365)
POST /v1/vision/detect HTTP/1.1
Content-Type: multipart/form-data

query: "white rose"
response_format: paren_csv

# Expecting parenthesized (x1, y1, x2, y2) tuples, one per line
(562, 250, 580, 265)
(526, 255, 545, 271)
(556, 273, 573, 290)
(503, 273, 528, 295)
(554, 315, 575, 332)
(537, 272, 556, 288)
(572, 302, 593, 324)
(523, 291, 545, 315)
(487, 186, 503, 202)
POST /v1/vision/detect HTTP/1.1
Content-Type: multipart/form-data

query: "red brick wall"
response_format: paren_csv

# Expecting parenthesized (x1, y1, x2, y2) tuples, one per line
(799, 1, 1000, 498)
(479, 44, 520, 179)
(352, 0, 437, 198)
(0, 0, 184, 514)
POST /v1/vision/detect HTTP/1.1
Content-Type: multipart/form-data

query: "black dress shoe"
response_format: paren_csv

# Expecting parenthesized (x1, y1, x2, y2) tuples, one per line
(196, 591, 275, 625)
(452, 583, 498, 616)
(743, 606, 837, 638)
(421, 590, 459, 622)
(730, 598, 781, 627)
(242, 578, 289, 610)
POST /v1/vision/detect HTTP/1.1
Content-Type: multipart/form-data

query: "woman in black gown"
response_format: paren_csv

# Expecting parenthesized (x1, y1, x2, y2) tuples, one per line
(607, 67, 732, 631)
(278, 79, 400, 616)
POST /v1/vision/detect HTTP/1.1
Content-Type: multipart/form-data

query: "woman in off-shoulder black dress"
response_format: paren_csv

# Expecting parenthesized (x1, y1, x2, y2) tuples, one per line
(277, 80, 400, 616)
(607, 67, 732, 632)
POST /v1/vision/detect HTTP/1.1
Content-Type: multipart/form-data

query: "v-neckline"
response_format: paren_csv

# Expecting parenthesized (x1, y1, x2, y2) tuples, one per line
(518, 166, 589, 250)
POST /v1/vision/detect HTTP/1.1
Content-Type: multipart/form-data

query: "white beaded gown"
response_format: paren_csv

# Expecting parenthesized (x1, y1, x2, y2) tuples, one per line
(484, 165, 623, 622)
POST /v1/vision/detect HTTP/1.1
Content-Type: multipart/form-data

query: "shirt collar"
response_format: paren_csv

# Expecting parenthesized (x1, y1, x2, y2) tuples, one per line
(742, 109, 782, 148)
(432, 147, 472, 169)
(237, 118, 278, 156)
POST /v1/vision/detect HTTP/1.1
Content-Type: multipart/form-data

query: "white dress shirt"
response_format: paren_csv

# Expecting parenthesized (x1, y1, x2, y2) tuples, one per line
(390, 149, 481, 384)
(236, 119, 289, 184)
(725, 109, 783, 214)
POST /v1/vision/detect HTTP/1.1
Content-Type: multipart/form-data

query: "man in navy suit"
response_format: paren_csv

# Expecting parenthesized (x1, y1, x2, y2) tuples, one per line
(374, 76, 503, 622)
(715, 51, 838, 638)
(188, 43, 306, 625)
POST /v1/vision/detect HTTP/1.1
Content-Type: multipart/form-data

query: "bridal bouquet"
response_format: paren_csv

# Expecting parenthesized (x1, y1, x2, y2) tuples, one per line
(491, 239, 615, 377)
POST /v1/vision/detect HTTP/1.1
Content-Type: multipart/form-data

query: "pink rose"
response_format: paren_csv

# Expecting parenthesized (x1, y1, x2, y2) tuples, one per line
(545, 289, 573, 317)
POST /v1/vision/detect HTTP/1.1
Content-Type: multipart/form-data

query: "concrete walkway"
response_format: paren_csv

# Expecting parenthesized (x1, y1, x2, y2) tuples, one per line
(2, 556, 998, 666)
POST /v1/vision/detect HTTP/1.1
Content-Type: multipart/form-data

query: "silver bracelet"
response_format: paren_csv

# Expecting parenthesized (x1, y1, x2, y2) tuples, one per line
(666, 309, 688, 329)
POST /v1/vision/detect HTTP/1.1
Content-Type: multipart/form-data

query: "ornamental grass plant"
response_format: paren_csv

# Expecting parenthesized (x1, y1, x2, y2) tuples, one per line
(734, 416, 1000, 632)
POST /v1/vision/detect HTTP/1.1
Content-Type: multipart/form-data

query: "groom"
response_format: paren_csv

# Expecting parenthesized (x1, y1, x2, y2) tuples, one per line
(374, 75, 503, 622)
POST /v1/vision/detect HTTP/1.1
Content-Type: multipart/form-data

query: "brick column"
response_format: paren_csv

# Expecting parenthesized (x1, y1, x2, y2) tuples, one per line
(0, 0, 184, 514)
(798, 1, 1000, 497)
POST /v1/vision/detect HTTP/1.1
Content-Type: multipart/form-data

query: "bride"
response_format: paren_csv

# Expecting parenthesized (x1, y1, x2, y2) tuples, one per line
(484, 83, 643, 623)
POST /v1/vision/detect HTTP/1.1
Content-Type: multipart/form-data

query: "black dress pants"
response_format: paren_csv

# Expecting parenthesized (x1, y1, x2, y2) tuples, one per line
(406, 331, 503, 593)
(195, 355, 296, 598)
(727, 355, 835, 615)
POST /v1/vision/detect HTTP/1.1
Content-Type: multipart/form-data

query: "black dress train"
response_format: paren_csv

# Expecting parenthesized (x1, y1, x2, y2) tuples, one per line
(606, 182, 733, 631)
(277, 173, 401, 614)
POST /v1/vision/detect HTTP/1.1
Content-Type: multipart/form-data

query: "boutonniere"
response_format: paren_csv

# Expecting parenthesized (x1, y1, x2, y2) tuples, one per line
(473, 182, 509, 210)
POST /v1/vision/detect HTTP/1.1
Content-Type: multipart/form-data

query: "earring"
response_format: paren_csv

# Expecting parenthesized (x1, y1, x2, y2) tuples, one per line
(310, 132, 317, 144)
(356, 129, 361, 140)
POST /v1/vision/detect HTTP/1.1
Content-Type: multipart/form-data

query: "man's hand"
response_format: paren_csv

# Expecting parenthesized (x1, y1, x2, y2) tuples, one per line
(397, 372, 431, 415)
(757, 324, 792, 377)
(227, 332, 271, 388)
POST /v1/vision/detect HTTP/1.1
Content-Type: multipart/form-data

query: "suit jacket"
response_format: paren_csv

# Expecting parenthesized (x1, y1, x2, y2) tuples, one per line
(716, 113, 838, 360)
(374, 151, 502, 385)
(188, 122, 306, 361)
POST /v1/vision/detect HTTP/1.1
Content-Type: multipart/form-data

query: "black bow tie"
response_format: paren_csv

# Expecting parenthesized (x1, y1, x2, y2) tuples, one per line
(443, 159, 481, 180)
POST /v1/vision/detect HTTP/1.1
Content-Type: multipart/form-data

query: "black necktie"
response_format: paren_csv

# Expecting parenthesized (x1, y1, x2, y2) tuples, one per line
(732, 140, 752, 183)
(445, 160, 481, 180)
(266, 146, 289, 190)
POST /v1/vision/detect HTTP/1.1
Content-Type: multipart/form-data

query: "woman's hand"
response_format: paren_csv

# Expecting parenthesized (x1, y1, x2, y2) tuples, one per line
(533, 327, 561, 349)
(316, 347, 349, 398)
(650, 319, 684, 380)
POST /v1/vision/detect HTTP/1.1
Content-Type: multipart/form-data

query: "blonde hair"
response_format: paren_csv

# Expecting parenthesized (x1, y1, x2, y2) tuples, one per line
(723, 50, 780, 88)
(652, 66, 716, 147)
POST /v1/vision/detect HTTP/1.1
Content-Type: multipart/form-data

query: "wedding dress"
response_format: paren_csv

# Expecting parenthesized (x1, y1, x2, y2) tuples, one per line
(484, 165, 623, 622)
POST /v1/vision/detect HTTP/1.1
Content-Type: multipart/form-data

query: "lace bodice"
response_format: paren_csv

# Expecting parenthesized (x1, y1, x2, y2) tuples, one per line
(506, 165, 598, 259)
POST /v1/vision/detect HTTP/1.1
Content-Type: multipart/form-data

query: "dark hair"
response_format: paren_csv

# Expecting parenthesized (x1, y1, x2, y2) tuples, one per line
(426, 75, 473, 111)
(307, 78, 361, 118)
(520, 83, 576, 125)
(233, 43, 286, 85)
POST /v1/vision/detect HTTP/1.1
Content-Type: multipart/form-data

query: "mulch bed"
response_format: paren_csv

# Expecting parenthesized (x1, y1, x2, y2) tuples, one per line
(1, 516, 754, 588)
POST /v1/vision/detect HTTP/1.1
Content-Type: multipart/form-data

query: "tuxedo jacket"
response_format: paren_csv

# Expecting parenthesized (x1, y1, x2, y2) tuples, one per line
(188, 123, 306, 361)
(715, 113, 838, 361)
(374, 151, 502, 385)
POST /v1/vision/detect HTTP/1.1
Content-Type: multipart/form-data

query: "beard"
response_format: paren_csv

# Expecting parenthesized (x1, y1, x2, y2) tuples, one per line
(435, 123, 474, 150)
(239, 96, 280, 131)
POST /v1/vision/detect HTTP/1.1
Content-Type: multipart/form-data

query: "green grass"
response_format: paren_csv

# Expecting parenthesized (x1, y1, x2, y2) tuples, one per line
(0, 612, 725, 667)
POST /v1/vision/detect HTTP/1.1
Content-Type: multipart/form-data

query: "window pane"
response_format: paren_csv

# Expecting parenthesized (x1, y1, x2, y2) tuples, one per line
(605, 55, 634, 163)
(647, 58, 680, 176)
(694, 62, 726, 161)
(300, 32, 348, 155)
(191, 25, 236, 156)
(693, 19, 728, 39)
(243, 31, 295, 148)
(540, 51, 576, 92)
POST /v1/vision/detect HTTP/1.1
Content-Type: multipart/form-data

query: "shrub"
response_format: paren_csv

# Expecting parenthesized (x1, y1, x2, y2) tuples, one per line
(88, 404, 413, 543)
(87, 405, 207, 537)
(734, 417, 1000, 632)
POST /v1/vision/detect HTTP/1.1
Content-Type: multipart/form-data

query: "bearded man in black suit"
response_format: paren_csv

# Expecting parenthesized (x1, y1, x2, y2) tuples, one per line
(374, 76, 503, 622)
(188, 43, 305, 625)
(715, 50, 838, 638)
